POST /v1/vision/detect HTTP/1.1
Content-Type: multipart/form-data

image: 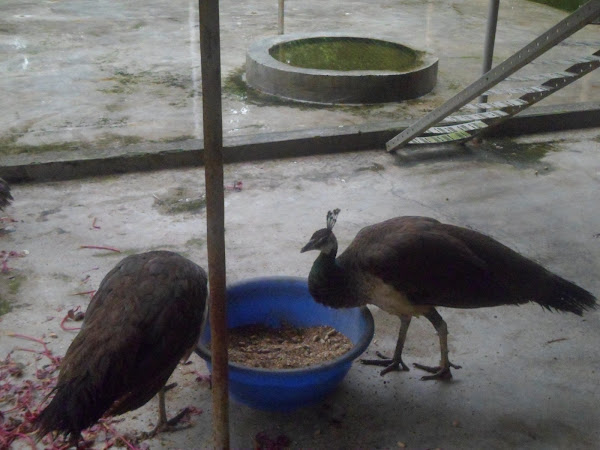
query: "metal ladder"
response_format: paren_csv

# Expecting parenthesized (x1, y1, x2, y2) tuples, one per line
(386, 1, 600, 153)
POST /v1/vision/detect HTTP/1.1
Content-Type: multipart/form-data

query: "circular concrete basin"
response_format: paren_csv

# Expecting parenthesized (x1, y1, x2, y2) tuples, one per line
(246, 32, 438, 104)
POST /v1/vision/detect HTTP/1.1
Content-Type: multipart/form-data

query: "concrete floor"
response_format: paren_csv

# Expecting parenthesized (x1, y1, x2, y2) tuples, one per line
(2, 128, 600, 449)
(1, 0, 599, 169)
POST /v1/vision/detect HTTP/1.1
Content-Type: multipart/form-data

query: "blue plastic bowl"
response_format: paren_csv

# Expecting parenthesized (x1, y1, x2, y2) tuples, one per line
(195, 277, 374, 411)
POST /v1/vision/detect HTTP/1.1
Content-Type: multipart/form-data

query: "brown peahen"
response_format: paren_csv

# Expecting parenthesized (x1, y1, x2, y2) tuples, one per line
(36, 251, 208, 443)
(301, 209, 597, 380)
(0, 178, 13, 211)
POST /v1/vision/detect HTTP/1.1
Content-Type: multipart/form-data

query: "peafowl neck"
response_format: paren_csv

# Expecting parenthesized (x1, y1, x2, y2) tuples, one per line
(308, 251, 365, 309)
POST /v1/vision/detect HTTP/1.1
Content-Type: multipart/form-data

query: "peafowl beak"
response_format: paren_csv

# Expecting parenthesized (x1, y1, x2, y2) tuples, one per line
(300, 240, 315, 253)
(301, 228, 333, 253)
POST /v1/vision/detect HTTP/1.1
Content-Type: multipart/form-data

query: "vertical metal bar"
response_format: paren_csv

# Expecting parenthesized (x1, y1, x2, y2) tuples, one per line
(278, 0, 285, 35)
(198, 1, 229, 449)
(479, 0, 500, 107)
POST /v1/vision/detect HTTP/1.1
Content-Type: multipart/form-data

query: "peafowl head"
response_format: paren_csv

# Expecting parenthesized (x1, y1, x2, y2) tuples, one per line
(301, 208, 340, 256)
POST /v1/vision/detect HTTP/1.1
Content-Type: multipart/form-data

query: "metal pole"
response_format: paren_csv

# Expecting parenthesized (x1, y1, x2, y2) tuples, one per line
(278, 0, 284, 35)
(479, 0, 500, 107)
(198, 1, 229, 449)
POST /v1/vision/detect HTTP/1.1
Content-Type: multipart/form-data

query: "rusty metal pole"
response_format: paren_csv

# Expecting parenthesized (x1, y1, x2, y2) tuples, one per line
(198, 0, 229, 448)
(479, 0, 500, 107)
(278, 0, 284, 35)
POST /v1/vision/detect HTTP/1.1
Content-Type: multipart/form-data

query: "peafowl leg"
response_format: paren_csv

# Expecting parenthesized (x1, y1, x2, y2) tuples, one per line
(156, 386, 169, 430)
(413, 308, 461, 380)
(144, 383, 190, 437)
(361, 315, 412, 376)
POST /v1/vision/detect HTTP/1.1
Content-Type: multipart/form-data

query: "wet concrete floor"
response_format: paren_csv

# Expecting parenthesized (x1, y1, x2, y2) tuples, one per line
(1, 128, 599, 448)
(1, 0, 599, 168)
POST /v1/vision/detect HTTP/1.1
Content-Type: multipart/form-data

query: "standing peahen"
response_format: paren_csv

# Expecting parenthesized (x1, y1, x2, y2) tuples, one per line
(301, 209, 597, 380)
(36, 251, 208, 443)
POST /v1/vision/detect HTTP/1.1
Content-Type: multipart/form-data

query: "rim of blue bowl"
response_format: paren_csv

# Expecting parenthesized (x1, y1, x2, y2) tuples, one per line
(195, 276, 375, 376)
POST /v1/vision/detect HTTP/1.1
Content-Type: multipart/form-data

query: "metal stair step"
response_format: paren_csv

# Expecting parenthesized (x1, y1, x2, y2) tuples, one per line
(423, 120, 488, 135)
(532, 54, 600, 65)
(462, 98, 530, 111)
(483, 85, 552, 96)
(409, 130, 473, 144)
(505, 71, 578, 82)
(441, 110, 509, 124)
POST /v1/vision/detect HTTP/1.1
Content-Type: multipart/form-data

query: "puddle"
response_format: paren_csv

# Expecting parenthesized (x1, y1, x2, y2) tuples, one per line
(152, 187, 206, 215)
(392, 138, 560, 173)
(355, 162, 385, 173)
(0, 273, 26, 316)
(36, 207, 62, 222)
(475, 138, 559, 172)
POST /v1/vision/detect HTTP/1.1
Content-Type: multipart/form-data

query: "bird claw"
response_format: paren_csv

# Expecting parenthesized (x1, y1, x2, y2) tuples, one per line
(360, 351, 410, 376)
(140, 407, 191, 439)
(413, 362, 461, 381)
(166, 406, 191, 427)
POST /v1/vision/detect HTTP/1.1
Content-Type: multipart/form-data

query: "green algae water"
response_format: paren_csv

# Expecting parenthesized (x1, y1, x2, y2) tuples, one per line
(270, 37, 422, 72)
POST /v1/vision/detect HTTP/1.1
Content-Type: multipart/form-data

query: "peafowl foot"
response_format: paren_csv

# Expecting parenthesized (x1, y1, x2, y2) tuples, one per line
(140, 407, 192, 439)
(360, 351, 410, 376)
(413, 362, 461, 381)
(140, 383, 192, 439)
(160, 406, 192, 431)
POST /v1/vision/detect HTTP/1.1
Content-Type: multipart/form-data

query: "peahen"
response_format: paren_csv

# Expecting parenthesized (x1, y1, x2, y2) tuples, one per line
(0, 178, 13, 211)
(301, 209, 597, 380)
(36, 251, 208, 443)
